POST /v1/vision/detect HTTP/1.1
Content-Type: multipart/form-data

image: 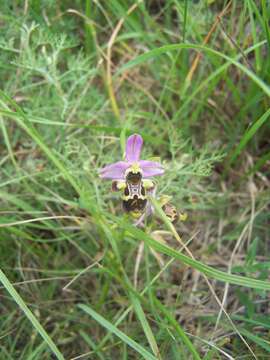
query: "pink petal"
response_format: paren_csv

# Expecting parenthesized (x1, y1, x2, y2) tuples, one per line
(138, 160, 164, 178)
(99, 161, 129, 179)
(125, 134, 143, 162)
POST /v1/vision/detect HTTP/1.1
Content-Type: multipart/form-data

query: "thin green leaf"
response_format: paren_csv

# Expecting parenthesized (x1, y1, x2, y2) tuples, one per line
(232, 315, 270, 330)
(182, 0, 188, 42)
(262, 0, 270, 50)
(84, 0, 96, 55)
(247, 0, 261, 72)
(229, 107, 270, 164)
(0, 269, 64, 360)
(239, 328, 270, 353)
(153, 297, 201, 360)
(79, 330, 106, 360)
(26, 342, 47, 360)
(131, 296, 161, 358)
(248, 150, 270, 175)
(118, 43, 270, 97)
(78, 304, 158, 360)
(0, 108, 163, 145)
(177, 41, 266, 117)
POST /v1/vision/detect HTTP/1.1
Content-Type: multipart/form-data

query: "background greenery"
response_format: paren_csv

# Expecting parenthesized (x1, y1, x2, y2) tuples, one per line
(0, 0, 269, 359)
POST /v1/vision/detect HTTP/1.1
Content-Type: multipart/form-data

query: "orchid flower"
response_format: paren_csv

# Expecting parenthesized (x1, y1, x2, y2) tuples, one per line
(99, 134, 164, 180)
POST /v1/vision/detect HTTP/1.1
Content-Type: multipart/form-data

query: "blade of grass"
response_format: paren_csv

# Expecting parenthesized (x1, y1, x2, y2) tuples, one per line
(118, 43, 270, 97)
(26, 342, 47, 360)
(0, 269, 64, 360)
(228, 107, 270, 165)
(0, 108, 164, 145)
(78, 304, 158, 360)
(261, 0, 270, 50)
(153, 297, 202, 360)
(232, 315, 270, 330)
(248, 150, 270, 176)
(247, 0, 261, 72)
(174, 40, 266, 118)
(240, 328, 270, 352)
(84, 0, 96, 55)
(182, 0, 188, 42)
(0, 116, 17, 168)
(131, 296, 161, 359)
(79, 330, 106, 360)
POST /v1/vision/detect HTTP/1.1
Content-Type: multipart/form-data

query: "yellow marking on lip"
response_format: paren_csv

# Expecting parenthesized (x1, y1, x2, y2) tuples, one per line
(130, 211, 142, 218)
